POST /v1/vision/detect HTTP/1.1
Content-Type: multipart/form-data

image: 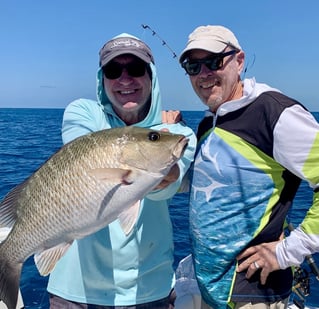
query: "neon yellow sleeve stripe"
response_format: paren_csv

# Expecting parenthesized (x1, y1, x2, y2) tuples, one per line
(301, 191, 319, 234)
(302, 131, 319, 185)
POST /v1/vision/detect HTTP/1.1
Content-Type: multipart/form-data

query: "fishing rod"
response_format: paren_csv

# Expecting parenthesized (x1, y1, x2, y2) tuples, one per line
(142, 24, 256, 78)
(242, 53, 255, 79)
(141, 24, 177, 59)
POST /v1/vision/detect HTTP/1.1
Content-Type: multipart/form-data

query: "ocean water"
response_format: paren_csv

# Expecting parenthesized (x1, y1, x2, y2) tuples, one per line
(0, 108, 318, 308)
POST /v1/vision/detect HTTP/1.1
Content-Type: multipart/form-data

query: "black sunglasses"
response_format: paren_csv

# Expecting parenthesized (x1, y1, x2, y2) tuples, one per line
(103, 59, 147, 79)
(181, 50, 238, 76)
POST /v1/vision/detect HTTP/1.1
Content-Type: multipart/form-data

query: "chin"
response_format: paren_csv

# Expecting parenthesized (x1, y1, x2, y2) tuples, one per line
(207, 97, 223, 110)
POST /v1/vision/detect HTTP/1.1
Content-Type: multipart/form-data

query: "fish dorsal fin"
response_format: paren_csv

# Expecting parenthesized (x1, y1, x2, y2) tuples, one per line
(34, 241, 72, 276)
(118, 201, 141, 236)
(88, 168, 134, 185)
(0, 181, 27, 227)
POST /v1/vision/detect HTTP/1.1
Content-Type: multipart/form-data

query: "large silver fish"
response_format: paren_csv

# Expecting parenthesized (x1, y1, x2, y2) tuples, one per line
(0, 126, 188, 309)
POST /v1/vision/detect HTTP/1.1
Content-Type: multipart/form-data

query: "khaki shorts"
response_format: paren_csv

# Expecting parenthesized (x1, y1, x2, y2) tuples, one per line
(201, 298, 289, 309)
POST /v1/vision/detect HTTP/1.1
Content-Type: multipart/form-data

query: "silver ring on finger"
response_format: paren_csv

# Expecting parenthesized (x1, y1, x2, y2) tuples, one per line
(254, 261, 260, 269)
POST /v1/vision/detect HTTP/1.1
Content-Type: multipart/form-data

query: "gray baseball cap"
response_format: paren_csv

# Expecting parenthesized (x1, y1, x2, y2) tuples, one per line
(99, 36, 154, 67)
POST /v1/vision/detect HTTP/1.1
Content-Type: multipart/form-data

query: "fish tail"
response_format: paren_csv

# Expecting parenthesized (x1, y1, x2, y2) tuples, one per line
(0, 250, 22, 309)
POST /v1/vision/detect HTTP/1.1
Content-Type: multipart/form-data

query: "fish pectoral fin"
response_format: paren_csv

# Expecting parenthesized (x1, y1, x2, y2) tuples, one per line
(118, 201, 141, 236)
(0, 227, 12, 242)
(88, 168, 134, 185)
(34, 241, 73, 276)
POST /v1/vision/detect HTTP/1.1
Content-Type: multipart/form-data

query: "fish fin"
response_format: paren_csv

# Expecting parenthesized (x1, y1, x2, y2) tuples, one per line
(88, 168, 134, 185)
(0, 252, 22, 309)
(34, 242, 72, 276)
(118, 201, 141, 236)
(0, 227, 12, 243)
(0, 182, 28, 228)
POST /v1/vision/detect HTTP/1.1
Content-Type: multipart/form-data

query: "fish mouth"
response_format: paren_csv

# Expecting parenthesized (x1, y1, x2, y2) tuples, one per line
(173, 136, 189, 160)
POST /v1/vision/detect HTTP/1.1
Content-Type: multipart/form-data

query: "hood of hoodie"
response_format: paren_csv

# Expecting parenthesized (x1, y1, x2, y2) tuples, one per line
(204, 77, 281, 119)
(96, 33, 162, 128)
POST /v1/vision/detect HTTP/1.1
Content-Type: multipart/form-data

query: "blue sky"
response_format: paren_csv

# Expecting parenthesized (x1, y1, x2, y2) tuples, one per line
(1, 0, 319, 111)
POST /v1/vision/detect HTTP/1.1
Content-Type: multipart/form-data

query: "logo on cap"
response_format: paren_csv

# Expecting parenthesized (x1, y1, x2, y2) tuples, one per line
(109, 38, 143, 50)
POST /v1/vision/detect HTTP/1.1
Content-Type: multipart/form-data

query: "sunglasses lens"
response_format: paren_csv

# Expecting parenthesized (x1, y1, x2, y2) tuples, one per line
(183, 62, 201, 76)
(183, 58, 222, 76)
(206, 58, 222, 71)
(103, 60, 147, 79)
(103, 62, 122, 79)
(126, 61, 146, 77)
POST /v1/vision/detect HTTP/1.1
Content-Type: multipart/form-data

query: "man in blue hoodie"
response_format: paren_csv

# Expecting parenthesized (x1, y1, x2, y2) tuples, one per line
(47, 33, 196, 309)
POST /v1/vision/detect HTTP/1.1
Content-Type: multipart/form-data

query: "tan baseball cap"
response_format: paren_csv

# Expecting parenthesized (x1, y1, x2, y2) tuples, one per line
(179, 25, 241, 62)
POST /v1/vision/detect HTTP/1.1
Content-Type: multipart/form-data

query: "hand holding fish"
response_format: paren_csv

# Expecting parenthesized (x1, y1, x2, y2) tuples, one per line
(154, 163, 180, 190)
(162, 110, 182, 124)
(236, 240, 281, 285)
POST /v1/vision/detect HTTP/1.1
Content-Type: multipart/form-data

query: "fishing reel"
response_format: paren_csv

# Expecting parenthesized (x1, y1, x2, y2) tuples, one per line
(291, 266, 310, 309)
(291, 255, 319, 309)
(288, 223, 319, 309)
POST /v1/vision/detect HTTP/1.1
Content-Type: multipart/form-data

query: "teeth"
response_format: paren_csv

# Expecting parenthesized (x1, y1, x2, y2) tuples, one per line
(120, 90, 135, 95)
(201, 82, 215, 89)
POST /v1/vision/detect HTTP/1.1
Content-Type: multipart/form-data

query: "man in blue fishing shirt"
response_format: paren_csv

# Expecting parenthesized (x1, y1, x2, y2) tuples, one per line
(180, 25, 319, 309)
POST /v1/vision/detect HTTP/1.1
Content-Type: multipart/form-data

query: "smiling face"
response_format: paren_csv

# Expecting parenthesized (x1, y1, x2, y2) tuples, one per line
(103, 54, 152, 125)
(187, 48, 245, 112)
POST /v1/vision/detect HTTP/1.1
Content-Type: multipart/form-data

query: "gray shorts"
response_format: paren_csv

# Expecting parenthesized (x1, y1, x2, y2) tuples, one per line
(49, 292, 175, 309)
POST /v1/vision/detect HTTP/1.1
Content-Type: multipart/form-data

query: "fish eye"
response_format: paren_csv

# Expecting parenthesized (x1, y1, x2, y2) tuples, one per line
(148, 131, 161, 141)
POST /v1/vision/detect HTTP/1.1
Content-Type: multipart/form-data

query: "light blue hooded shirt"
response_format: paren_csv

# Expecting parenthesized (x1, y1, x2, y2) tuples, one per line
(47, 33, 196, 306)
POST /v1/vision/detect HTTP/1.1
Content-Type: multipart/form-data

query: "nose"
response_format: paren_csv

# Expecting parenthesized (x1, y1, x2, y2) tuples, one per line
(198, 63, 213, 77)
(118, 69, 133, 83)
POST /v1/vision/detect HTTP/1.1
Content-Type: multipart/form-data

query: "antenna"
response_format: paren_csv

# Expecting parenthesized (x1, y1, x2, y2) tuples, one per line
(141, 24, 177, 59)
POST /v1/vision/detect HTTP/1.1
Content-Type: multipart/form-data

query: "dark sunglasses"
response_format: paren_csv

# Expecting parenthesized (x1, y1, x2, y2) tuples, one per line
(103, 59, 147, 79)
(181, 50, 238, 76)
